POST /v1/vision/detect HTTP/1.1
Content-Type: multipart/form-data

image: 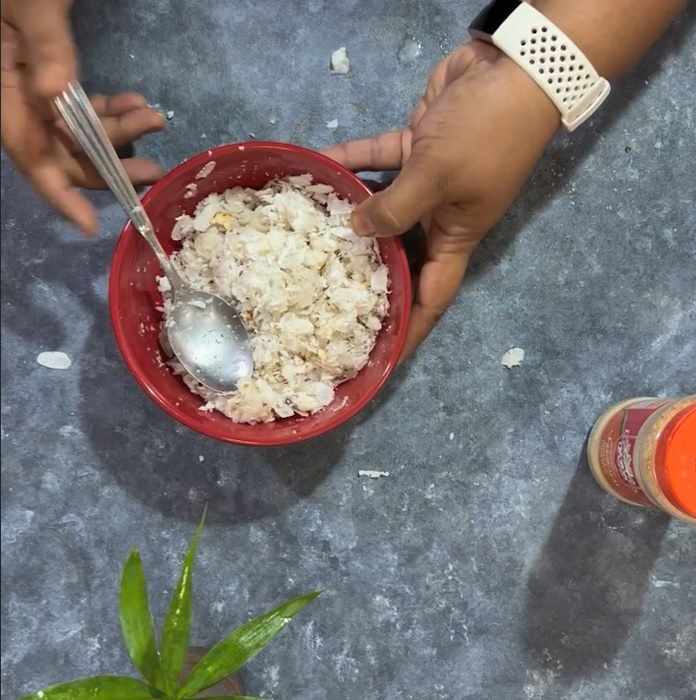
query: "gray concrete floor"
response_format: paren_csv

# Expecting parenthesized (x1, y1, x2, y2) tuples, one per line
(2, 2, 695, 699)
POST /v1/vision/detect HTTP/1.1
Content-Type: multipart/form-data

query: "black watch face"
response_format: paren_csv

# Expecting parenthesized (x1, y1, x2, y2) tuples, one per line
(469, 0, 522, 35)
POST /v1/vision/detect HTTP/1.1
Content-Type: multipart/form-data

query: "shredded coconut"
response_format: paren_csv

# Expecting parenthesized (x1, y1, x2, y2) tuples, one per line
(195, 161, 216, 179)
(158, 175, 389, 424)
(36, 351, 72, 370)
(330, 47, 350, 74)
(501, 347, 525, 369)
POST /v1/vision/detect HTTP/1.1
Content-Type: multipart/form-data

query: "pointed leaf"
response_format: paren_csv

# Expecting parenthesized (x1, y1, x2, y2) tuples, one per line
(177, 590, 321, 698)
(119, 550, 164, 689)
(17, 675, 158, 700)
(159, 508, 206, 692)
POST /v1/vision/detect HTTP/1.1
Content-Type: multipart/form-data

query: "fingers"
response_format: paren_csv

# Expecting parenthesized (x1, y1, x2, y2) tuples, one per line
(351, 153, 448, 238)
(7, 0, 76, 97)
(324, 130, 444, 238)
(100, 104, 165, 148)
(400, 227, 472, 361)
(1, 76, 97, 233)
(31, 161, 99, 234)
(322, 131, 405, 172)
(55, 93, 165, 153)
(89, 92, 149, 115)
(73, 156, 162, 190)
(120, 158, 163, 185)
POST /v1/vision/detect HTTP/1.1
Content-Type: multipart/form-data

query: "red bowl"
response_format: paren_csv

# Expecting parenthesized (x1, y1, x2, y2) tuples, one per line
(109, 142, 411, 445)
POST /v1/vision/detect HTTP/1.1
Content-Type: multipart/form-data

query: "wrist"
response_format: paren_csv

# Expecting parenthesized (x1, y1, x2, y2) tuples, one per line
(469, 39, 561, 144)
(521, 0, 688, 80)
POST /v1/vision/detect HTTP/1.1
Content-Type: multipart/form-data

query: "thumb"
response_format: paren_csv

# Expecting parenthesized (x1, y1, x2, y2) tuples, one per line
(351, 156, 447, 238)
(11, 0, 77, 97)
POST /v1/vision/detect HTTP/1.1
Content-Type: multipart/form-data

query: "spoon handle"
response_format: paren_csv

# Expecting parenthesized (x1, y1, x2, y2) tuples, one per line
(54, 83, 183, 288)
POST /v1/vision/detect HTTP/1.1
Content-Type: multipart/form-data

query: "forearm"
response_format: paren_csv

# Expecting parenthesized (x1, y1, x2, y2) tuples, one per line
(530, 0, 688, 79)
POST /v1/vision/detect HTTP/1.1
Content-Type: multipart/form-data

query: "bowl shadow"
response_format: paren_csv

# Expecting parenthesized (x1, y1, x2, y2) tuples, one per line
(78, 278, 353, 525)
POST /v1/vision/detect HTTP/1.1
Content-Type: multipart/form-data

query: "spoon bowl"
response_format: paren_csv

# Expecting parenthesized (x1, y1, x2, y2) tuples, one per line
(165, 289, 253, 392)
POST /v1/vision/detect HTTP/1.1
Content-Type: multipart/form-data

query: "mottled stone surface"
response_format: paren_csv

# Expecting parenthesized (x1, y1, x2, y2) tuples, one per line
(2, 2, 695, 699)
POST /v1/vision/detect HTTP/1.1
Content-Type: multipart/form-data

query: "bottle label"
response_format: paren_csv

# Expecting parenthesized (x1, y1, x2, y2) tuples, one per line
(594, 399, 670, 506)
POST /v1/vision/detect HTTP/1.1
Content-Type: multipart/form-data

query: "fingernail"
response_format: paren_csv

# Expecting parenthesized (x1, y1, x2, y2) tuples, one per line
(351, 210, 375, 236)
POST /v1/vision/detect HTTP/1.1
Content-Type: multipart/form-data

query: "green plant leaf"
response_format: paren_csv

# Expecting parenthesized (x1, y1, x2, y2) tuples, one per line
(177, 590, 321, 699)
(119, 549, 164, 689)
(159, 508, 207, 693)
(16, 675, 159, 700)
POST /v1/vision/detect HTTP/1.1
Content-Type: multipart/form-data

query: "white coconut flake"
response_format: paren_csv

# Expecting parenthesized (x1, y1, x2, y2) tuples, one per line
(358, 470, 390, 479)
(158, 176, 390, 424)
(36, 351, 72, 370)
(501, 347, 525, 369)
(330, 47, 350, 74)
(195, 161, 216, 180)
(326, 119, 339, 130)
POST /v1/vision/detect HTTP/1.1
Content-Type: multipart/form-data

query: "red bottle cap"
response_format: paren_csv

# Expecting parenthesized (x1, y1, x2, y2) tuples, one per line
(661, 405, 696, 517)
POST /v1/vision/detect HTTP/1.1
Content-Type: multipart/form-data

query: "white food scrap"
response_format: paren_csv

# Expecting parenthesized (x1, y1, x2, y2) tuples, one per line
(326, 119, 339, 130)
(358, 470, 390, 479)
(159, 175, 390, 424)
(501, 347, 525, 369)
(330, 47, 350, 74)
(36, 351, 72, 370)
(195, 161, 216, 180)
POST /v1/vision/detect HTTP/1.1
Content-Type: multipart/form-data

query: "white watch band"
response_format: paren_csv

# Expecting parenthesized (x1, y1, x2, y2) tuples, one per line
(483, 3, 610, 131)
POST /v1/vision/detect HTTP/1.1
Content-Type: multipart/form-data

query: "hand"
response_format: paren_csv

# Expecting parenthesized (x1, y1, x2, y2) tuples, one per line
(1, 0, 164, 234)
(324, 41, 560, 360)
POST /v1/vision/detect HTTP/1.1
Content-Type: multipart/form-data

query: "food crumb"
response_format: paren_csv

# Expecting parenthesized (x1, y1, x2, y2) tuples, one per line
(358, 470, 390, 479)
(330, 47, 350, 75)
(36, 351, 72, 370)
(165, 110, 175, 120)
(449, 432, 454, 441)
(198, 455, 205, 462)
(269, 118, 277, 125)
(501, 347, 525, 369)
(326, 119, 339, 130)
(195, 161, 216, 180)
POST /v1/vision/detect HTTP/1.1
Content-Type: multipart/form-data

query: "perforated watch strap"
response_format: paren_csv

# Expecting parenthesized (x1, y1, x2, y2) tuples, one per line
(485, 3, 610, 131)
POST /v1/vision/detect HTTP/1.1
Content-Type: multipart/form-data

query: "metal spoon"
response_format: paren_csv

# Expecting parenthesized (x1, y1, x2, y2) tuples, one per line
(55, 83, 253, 392)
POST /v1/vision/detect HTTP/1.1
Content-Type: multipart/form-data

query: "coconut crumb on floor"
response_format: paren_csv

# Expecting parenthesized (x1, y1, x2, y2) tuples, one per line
(36, 351, 72, 370)
(501, 347, 525, 369)
(158, 175, 389, 425)
(330, 47, 350, 74)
